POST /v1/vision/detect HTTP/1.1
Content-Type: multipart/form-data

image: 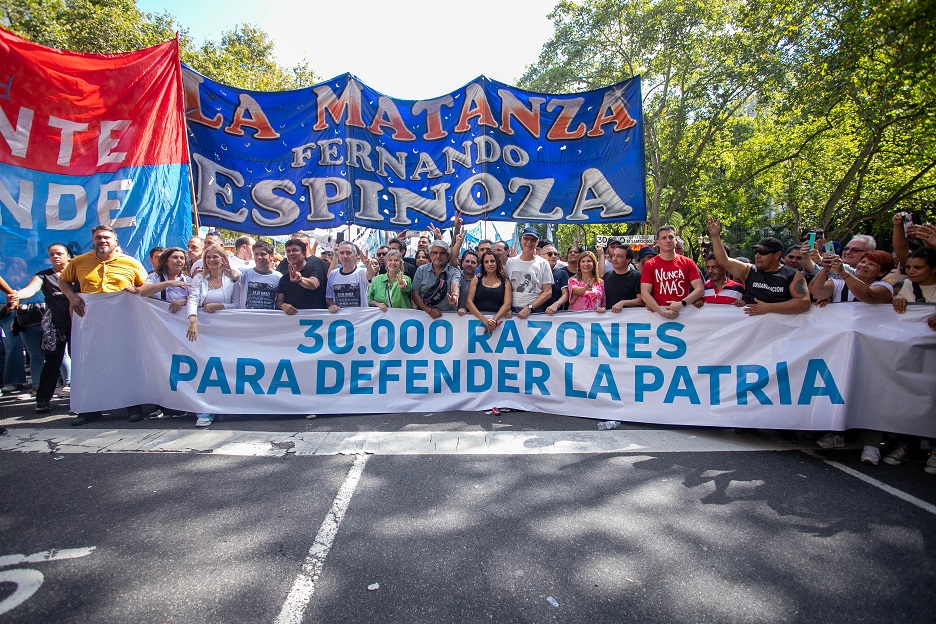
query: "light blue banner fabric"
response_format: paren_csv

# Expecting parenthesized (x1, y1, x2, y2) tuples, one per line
(0, 162, 193, 294)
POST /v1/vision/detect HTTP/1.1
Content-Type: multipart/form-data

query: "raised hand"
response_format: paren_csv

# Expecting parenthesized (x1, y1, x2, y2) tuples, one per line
(707, 216, 722, 237)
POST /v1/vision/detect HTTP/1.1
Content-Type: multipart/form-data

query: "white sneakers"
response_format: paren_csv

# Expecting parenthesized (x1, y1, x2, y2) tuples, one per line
(860, 446, 881, 465)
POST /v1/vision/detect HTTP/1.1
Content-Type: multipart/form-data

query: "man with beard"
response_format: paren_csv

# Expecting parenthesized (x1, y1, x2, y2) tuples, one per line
(706, 217, 809, 315)
(57, 225, 148, 426)
(412, 240, 462, 318)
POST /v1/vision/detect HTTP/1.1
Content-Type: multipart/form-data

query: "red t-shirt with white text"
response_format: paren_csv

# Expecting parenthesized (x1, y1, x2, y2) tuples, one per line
(640, 255, 702, 306)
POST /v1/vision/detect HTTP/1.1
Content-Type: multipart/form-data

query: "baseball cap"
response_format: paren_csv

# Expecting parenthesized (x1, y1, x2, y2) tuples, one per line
(636, 246, 657, 261)
(521, 227, 540, 240)
(430, 239, 450, 252)
(753, 237, 784, 254)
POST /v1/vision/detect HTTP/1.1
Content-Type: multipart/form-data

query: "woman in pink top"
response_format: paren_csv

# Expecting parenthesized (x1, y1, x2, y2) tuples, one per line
(568, 251, 606, 312)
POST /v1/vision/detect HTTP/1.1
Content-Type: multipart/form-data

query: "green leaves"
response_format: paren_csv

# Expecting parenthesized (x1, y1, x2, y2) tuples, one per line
(0, 1, 317, 91)
(521, 0, 936, 247)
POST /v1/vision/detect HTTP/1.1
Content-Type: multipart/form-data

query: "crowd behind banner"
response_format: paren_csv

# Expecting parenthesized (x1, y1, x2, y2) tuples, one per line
(2, 212, 935, 475)
(0, 30, 934, 475)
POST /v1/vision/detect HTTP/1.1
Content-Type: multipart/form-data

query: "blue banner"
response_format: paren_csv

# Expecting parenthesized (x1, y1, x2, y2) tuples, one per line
(184, 68, 646, 235)
(0, 162, 193, 296)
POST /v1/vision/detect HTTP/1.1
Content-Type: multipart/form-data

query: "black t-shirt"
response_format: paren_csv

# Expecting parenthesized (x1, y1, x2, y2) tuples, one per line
(742, 265, 797, 304)
(277, 259, 327, 309)
(604, 269, 642, 307)
(546, 267, 569, 308)
(38, 269, 74, 328)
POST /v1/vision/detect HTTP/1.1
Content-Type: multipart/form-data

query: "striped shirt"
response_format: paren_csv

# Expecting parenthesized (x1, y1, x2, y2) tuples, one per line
(702, 278, 744, 304)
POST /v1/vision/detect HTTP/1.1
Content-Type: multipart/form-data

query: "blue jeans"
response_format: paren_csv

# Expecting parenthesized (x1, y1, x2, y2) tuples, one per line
(20, 323, 45, 390)
(60, 347, 71, 386)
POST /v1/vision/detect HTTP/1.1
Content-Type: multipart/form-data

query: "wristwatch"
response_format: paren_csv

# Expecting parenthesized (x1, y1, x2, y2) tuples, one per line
(527, 303, 534, 310)
(680, 299, 687, 307)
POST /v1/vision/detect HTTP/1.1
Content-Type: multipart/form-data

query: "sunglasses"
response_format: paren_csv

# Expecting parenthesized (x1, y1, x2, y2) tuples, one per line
(544, 252, 558, 257)
(377, 252, 387, 257)
(754, 249, 778, 255)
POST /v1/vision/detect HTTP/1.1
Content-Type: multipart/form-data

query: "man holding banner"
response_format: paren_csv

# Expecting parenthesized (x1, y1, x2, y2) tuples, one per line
(640, 226, 703, 319)
(507, 228, 554, 318)
(57, 225, 148, 426)
(707, 217, 810, 315)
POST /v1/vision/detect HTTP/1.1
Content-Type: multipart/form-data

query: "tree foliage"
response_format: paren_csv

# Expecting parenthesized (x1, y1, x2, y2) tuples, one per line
(0, 0, 317, 90)
(522, 0, 936, 251)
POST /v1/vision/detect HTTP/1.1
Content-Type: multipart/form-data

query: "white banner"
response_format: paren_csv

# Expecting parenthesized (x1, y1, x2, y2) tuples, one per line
(71, 294, 936, 436)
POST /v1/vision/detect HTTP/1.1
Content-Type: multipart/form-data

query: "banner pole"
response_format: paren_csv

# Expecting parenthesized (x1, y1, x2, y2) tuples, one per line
(173, 35, 200, 235)
(183, 121, 200, 234)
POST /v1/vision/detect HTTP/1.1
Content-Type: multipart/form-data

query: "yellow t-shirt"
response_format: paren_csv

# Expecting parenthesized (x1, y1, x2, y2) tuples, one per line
(60, 252, 147, 294)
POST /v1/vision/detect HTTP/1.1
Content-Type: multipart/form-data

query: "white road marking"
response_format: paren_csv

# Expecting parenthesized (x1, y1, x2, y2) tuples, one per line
(0, 569, 44, 616)
(0, 547, 96, 568)
(275, 452, 369, 624)
(802, 450, 936, 516)
(0, 547, 95, 616)
(0, 427, 816, 456)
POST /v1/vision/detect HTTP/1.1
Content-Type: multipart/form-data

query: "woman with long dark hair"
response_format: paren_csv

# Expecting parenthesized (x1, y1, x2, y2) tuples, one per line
(140, 247, 192, 313)
(466, 250, 512, 333)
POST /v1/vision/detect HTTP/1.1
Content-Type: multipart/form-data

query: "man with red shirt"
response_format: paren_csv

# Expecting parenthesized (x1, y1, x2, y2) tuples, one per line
(640, 225, 704, 319)
(696, 253, 745, 306)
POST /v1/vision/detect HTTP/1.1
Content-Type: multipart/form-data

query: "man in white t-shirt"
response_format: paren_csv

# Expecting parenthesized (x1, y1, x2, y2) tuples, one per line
(506, 227, 553, 318)
(234, 241, 281, 309)
(326, 241, 373, 311)
(229, 235, 256, 271)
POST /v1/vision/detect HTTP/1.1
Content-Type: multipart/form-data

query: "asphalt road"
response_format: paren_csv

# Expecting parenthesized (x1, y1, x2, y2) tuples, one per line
(1, 391, 934, 623)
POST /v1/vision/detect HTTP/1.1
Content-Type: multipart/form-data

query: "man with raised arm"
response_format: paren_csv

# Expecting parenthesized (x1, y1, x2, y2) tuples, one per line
(276, 238, 327, 314)
(639, 225, 704, 319)
(706, 217, 810, 315)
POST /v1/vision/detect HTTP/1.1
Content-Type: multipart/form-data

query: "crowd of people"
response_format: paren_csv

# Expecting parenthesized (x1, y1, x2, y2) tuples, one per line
(1, 214, 934, 472)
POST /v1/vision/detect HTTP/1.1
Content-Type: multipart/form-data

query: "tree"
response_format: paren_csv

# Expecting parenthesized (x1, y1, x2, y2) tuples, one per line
(521, 0, 936, 251)
(0, 2, 317, 90)
(0, 0, 187, 52)
(184, 23, 317, 91)
(521, 0, 809, 234)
